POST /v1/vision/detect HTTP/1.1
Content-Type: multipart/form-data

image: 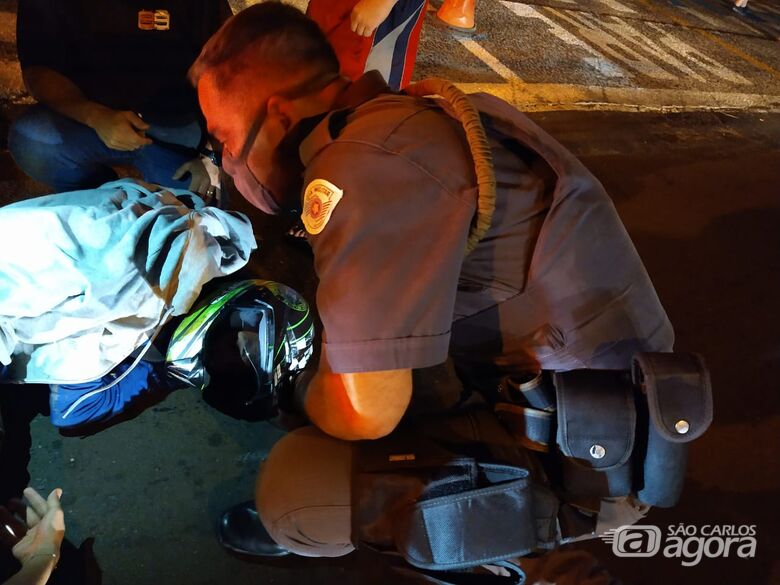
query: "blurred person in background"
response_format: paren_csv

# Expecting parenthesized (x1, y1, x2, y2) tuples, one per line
(9, 0, 232, 196)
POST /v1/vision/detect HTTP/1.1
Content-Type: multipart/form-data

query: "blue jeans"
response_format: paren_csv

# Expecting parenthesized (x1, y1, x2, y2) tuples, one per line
(8, 105, 195, 192)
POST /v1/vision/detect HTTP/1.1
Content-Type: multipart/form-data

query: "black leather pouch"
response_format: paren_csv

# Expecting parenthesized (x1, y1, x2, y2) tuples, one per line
(631, 352, 713, 507)
(554, 369, 636, 499)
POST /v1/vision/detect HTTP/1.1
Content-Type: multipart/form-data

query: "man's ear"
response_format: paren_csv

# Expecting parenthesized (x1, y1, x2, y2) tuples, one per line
(267, 96, 293, 133)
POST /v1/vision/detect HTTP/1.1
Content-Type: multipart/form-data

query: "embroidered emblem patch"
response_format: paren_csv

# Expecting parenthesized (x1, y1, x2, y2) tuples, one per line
(302, 179, 343, 235)
(138, 10, 170, 31)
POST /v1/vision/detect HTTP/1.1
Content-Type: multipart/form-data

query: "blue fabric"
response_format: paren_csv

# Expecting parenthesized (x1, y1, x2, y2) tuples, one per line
(49, 360, 163, 428)
(9, 105, 194, 192)
(383, 0, 426, 91)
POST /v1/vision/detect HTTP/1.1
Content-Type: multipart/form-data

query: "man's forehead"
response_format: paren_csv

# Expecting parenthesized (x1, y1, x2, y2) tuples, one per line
(199, 68, 271, 109)
(197, 72, 246, 137)
(197, 70, 224, 108)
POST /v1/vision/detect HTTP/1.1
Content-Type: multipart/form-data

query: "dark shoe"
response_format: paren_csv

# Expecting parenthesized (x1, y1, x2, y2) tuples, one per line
(218, 501, 290, 557)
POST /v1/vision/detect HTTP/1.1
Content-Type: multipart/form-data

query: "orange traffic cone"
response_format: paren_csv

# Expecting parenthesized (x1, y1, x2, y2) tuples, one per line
(436, 0, 476, 33)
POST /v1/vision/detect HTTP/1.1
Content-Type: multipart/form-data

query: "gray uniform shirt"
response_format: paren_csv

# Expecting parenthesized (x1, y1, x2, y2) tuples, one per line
(296, 73, 673, 380)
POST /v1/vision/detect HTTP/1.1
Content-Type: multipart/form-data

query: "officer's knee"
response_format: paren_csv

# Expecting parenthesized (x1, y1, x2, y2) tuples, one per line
(255, 426, 354, 558)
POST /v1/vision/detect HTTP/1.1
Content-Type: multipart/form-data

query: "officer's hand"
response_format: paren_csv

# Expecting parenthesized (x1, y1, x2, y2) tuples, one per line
(90, 108, 152, 151)
(172, 158, 214, 198)
(351, 0, 398, 37)
(0, 488, 65, 566)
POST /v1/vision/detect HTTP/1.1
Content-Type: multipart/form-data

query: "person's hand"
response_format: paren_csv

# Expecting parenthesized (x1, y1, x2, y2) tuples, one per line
(0, 488, 65, 567)
(172, 158, 215, 199)
(89, 107, 152, 151)
(351, 0, 398, 37)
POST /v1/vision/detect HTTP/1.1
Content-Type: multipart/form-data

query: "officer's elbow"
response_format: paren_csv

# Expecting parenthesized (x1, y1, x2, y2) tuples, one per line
(313, 368, 412, 441)
(346, 413, 402, 440)
(319, 409, 401, 441)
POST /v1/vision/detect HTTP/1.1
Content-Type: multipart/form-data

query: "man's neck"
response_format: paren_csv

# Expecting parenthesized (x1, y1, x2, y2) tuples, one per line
(291, 77, 352, 126)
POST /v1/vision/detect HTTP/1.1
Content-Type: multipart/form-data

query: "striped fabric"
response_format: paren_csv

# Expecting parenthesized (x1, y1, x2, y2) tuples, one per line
(308, 0, 428, 90)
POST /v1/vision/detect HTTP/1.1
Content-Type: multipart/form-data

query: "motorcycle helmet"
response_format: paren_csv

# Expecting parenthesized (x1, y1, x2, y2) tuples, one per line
(166, 280, 315, 419)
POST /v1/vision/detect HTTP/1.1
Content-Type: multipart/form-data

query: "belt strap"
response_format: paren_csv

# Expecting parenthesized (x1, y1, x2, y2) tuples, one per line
(497, 374, 556, 411)
(494, 404, 554, 452)
(396, 464, 537, 571)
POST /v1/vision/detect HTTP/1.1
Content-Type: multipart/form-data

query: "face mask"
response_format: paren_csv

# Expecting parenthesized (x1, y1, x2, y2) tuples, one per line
(221, 104, 283, 215)
(218, 71, 341, 215)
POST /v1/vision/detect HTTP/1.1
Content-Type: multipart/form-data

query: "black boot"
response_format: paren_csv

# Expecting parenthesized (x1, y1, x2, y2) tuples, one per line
(218, 501, 290, 557)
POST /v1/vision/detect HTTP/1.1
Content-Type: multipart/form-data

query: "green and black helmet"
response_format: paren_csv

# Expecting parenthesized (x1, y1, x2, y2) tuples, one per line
(166, 280, 315, 418)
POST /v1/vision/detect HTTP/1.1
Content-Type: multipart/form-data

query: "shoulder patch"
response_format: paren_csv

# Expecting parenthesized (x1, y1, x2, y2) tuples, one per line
(302, 179, 343, 235)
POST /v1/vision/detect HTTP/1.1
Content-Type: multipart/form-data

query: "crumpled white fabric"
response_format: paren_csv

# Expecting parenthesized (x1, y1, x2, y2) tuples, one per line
(0, 179, 257, 383)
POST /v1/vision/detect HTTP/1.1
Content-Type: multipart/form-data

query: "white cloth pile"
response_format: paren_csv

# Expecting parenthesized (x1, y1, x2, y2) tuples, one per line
(0, 180, 256, 383)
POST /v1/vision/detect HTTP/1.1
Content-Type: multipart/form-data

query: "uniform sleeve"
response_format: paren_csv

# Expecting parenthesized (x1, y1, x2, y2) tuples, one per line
(305, 142, 477, 374)
(16, 0, 68, 72)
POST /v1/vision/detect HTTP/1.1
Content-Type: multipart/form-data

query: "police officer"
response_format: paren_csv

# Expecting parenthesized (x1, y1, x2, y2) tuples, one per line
(189, 2, 674, 558)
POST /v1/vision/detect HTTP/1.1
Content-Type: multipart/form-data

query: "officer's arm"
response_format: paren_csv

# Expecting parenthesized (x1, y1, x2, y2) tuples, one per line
(302, 367, 413, 441)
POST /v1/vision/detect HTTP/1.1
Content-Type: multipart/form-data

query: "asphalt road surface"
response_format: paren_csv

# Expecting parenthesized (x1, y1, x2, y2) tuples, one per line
(0, 0, 778, 584)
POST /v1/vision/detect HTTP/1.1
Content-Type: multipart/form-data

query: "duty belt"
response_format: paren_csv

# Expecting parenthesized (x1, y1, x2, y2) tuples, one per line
(352, 352, 713, 581)
(494, 352, 712, 507)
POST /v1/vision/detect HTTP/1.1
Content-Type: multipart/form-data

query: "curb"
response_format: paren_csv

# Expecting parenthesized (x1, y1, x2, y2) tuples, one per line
(456, 80, 780, 112)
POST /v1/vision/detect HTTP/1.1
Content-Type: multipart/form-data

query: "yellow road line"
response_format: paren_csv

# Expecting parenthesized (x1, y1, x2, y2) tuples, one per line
(456, 79, 780, 112)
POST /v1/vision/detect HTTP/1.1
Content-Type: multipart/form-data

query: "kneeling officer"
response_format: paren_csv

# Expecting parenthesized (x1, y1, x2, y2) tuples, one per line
(184, 2, 709, 577)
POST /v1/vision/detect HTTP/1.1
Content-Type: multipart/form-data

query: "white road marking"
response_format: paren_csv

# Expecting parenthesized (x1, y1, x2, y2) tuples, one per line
(445, 2, 778, 111)
(599, 15, 727, 83)
(457, 37, 523, 81)
(552, 9, 677, 81)
(500, 2, 625, 78)
(645, 22, 752, 85)
(542, 7, 757, 84)
(598, 0, 637, 14)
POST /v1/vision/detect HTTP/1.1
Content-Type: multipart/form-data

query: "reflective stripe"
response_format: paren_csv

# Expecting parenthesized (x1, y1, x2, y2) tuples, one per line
(167, 281, 254, 361)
